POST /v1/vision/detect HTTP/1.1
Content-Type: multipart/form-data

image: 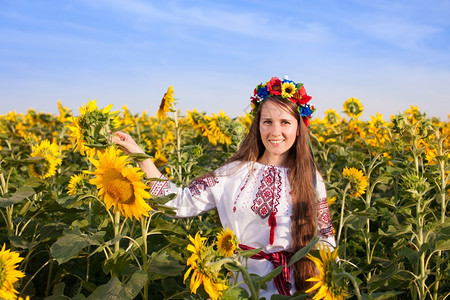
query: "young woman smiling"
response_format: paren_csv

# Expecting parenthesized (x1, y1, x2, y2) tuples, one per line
(113, 76, 336, 297)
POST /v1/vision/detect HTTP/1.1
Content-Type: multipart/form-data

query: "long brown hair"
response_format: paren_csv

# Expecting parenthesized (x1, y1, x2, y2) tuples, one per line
(226, 96, 318, 291)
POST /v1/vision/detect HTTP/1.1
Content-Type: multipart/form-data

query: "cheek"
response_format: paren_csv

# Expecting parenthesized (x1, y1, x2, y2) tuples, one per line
(259, 125, 268, 136)
(287, 127, 298, 139)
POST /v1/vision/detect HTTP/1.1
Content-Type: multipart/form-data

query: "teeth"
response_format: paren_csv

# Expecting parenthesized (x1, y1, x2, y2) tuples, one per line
(271, 140, 283, 144)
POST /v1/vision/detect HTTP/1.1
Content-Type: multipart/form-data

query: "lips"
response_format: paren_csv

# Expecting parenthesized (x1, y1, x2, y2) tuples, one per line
(269, 139, 284, 144)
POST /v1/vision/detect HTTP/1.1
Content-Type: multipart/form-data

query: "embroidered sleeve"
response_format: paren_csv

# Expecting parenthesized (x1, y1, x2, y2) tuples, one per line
(188, 177, 219, 196)
(316, 173, 336, 245)
(317, 196, 334, 237)
(150, 175, 177, 197)
(150, 174, 219, 218)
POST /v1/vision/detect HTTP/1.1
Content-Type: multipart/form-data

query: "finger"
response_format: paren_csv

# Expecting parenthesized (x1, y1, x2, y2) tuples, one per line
(112, 136, 124, 144)
(113, 132, 128, 142)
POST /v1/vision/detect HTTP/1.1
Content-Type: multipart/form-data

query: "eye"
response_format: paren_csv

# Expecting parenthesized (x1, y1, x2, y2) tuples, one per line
(282, 120, 291, 125)
(262, 120, 272, 124)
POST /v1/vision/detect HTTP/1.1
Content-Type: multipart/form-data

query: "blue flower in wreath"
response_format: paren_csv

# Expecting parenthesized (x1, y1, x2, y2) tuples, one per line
(257, 86, 270, 100)
(282, 79, 295, 84)
(300, 104, 313, 117)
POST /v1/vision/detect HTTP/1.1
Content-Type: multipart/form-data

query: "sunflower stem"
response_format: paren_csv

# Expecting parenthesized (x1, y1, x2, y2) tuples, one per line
(336, 272, 362, 300)
(86, 200, 92, 282)
(20, 258, 54, 298)
(433, 130, 446, 300)
(173, 108, 183, 183)
(232, 260, 258, 300)
(45, 258, 54, 296)
(0, 173, 14, 237)
(336, 183, 350, 245)
(114, 210, 121, 253)
(5, 205, 14, 237)
(141, 217, 149, 300)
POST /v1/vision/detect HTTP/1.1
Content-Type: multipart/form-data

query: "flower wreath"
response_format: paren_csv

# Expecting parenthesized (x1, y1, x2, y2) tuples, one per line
(250, 76, 316, 126)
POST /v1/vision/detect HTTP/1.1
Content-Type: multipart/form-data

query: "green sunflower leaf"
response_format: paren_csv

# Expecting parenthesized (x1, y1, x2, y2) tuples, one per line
(0, 186, 35, 207)
(86, 270, 147, 300)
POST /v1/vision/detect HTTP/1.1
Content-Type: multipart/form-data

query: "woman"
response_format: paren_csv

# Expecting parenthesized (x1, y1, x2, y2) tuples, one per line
(113, 76, 335, 297)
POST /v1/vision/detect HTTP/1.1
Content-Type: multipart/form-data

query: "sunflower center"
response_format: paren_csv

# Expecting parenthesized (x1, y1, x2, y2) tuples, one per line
(33, 158, 51, 176)
(103, 170, 135, 204)
(220, 235, 234, 251)
(328, 113, 337, 124)
(348, 102, 362, 115)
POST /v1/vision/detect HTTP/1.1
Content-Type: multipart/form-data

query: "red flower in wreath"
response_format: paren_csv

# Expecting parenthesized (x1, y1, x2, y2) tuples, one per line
(302, 116, 310, 127)
(293, 86, 312, 105)
(267, 77, 282, 96)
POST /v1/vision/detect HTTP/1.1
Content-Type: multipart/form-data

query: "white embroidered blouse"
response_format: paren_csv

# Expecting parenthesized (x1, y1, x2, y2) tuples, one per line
(150, 160, 335, 297)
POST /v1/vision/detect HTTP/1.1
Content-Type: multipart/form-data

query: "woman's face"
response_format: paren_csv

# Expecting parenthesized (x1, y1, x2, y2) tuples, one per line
(258, 100, 299, 166)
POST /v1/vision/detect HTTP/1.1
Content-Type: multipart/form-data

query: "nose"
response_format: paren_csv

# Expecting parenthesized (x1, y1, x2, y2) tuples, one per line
(271, 123, 282, 136)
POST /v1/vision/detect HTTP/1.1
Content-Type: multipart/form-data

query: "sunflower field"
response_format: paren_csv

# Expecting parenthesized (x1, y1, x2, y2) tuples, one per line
(0, 88, 449, 300)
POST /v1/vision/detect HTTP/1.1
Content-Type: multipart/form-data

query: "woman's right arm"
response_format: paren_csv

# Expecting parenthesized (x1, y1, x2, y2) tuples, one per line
(112, 131, 162, 180)
(113, 131, 219, 217)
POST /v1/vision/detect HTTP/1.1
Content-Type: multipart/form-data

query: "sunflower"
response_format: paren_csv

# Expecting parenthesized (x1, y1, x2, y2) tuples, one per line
(238, 113, 253, 132)
(57, 100, 72, 123)
(323, 108, 341, 127)
(368, 113, 387, 130)
(0, 244, 26, 300)
(67, 173, 89, 195)
(327, 196, 337, 206)
(66, 99, 116, 157)
(184, 232, 228, 300)
(281, 81, 296, 99)
(404, 105, 420, 124)
(343, 97, 363, 118)
(344, 119, 365, 141)
(306, 244, 348, 300)
(206, 111, 232, 146)
(86, 146, 152, 220)
(342, 167, 369, 198)
(29, 140, 62, 179)
(216, 227, 237, 257)
(157, 86, 174, 119)
(116, 105, 136, 130)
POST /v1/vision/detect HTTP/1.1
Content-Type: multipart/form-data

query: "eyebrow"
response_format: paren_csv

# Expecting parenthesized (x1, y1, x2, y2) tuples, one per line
(260, 117, 293, 122)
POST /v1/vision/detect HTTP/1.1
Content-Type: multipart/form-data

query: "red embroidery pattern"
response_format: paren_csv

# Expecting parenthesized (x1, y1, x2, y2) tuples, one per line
(233, 173, 251, 213)
(149, 175, 170, 196)
(251, 166, 281, 219)
(317, 197, 334, 237)
(188, 177, 219, 196)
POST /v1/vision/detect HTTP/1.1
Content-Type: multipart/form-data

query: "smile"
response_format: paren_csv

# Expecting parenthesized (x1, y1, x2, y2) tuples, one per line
(270, 140, 284, 144)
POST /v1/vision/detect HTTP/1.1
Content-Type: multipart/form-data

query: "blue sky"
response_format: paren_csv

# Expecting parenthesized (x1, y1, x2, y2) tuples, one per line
(1, 0, 449, 120)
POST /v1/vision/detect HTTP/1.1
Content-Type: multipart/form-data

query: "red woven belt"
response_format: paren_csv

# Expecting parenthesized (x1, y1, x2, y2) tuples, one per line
(239, 244, 292, 296)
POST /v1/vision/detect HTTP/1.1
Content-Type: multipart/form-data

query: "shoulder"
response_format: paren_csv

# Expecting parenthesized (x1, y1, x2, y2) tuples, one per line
(315, 170, 327, 193)
(214, 160, 253, 178)
(216, 160, 243, 173)
(315, 170, 325, 184)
